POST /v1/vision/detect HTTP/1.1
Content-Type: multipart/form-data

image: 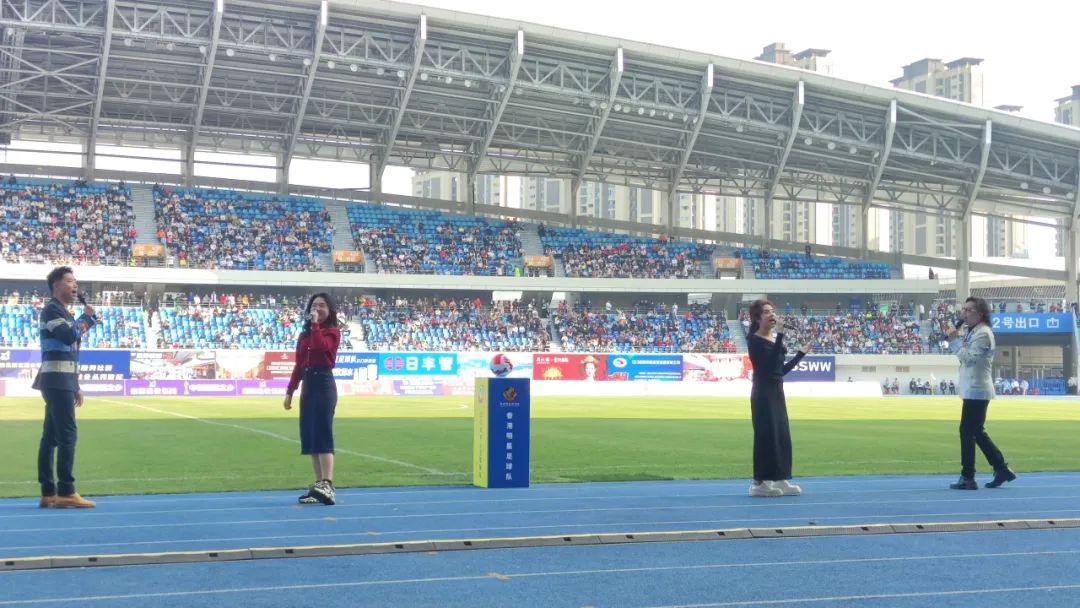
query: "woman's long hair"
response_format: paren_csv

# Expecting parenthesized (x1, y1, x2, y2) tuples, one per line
(965, 296, 992, 328)
(747, 299, 774, 336)
(303, 292, 338, 334)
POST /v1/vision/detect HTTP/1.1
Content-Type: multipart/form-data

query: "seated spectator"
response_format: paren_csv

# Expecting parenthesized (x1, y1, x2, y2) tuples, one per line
(155, 186, 332, 271)
(349, 204, 523, 276)
(0, 181, 134, 265)
(543, 228, 713, 279)
(356, 296, 548, 351)
(156, 294, 303, 350)
(552, 302, 735, 353)
(743, 306, 922, 354)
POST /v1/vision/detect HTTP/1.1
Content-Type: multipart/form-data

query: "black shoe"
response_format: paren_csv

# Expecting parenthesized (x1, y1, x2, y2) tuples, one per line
(310, 480, 336, 505)
(949, 477, 977, 490)
(985, 468, 1017, 488)
(298, 485, 319, 504)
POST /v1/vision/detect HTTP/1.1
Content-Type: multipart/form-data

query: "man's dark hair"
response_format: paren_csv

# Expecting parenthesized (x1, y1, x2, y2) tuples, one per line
(46, 266, 74, 291)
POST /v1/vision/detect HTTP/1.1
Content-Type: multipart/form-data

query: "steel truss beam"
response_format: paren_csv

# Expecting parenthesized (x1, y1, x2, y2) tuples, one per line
(187, 0, 224, 181)
(282, 1, 327, 181)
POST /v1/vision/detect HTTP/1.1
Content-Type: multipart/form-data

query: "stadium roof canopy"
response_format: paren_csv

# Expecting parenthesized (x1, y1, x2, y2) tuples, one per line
(2, 0, 1080, 227)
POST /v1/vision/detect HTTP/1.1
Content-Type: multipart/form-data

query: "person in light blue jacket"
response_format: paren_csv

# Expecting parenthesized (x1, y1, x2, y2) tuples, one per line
(946, 297, 1016, 490)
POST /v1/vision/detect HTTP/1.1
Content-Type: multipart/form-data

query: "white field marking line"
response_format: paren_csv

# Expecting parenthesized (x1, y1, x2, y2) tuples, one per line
(4, 485, 1080, 521)
(96, 398, 449, 476)
(643, 585, 1080, 607)
(3, 504, 1080, 536)
(2, 515, 1076, 554)
(0, 550, 1078, 605)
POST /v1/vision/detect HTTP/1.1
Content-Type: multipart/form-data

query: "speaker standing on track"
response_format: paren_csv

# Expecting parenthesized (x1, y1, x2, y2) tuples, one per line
(745, 299, 811, 498)
(34, 266, 98, 509)
(283, 293, 341, 505)
(946, 296, 1016, 490)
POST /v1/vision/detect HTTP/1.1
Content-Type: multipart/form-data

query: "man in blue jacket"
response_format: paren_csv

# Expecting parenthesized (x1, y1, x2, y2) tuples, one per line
(34, 266, 97, 508)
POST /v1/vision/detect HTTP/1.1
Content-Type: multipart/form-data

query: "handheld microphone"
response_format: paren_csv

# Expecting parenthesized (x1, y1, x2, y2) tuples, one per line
(77, 292, 88, 306)
(954, 318, 964, 330)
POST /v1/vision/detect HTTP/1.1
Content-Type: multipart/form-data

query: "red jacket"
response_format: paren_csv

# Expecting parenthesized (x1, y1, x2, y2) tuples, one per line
(287, 324, 341, 395)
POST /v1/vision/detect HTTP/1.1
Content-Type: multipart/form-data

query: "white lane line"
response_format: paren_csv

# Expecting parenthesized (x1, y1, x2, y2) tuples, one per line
(0, 550, 1078, 605)
(644, 584, 1080, 607)
(3, 487, 1079, 521)
(2, 504, 1080, 536)
(96, 398, 449, 476)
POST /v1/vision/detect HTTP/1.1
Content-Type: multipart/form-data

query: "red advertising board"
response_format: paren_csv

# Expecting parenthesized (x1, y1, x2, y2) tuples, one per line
(260, 351, 296, 379)
(532, 353, 608, 381)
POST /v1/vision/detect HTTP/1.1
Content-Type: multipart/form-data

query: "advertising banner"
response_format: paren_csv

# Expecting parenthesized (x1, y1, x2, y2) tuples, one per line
(606, 354, 683, 381)
(79, 350, 131, 380)
(130, 350, 217, 379)
(77, 381, 126, 396)
(532, 353, 608, 381)
(0, 349, 40, 380)
(377, 353, 458, 376)
(333, 352, 379, 381)
(235, 379, 290, 396)
(783, 356, 836, 382)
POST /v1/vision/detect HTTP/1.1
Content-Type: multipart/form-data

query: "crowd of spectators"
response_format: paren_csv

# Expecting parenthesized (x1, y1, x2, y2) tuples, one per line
(349, 205, 522, 275)
(743, 306, 923, 354)
(155, 186, 332, 271)
(541, 226, 712, 279)
(551, 300, 736, 353)
(354, 296, 548, 351)
(1, 177, 134, 265)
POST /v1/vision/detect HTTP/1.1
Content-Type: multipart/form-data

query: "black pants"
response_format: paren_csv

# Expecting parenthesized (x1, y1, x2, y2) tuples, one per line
(959, 399, 1007, 479)
(38, 389, 78, 496)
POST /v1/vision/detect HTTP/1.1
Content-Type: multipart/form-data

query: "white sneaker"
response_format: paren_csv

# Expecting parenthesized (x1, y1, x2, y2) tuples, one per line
(773, 479, 802, 496)
(749, 481, 783, 497)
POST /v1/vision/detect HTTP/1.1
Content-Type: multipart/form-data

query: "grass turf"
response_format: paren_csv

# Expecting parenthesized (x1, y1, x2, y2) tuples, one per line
(0, 395, 1077, 497)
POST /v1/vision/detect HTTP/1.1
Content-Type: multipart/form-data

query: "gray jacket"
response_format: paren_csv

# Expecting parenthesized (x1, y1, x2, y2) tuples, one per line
(950, 323, 995, 400)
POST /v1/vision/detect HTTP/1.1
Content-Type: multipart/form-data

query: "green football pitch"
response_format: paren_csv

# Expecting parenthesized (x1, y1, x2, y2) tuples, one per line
(1, 395, 1077, 498)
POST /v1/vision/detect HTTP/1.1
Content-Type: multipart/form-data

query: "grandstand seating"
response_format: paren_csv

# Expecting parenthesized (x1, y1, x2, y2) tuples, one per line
(735, 248, 891, 279)
(552, 302, 735, 353)
(0, 302, 146, 348)
(348, 204, 522, 275)
(541, 227, 713, 279)
(355, 297, 548, 351)
(0, 180, 134, 266)
(156, 300, 302, 350)
(741, 308, 922, 354)
(154, 186, 332, 271)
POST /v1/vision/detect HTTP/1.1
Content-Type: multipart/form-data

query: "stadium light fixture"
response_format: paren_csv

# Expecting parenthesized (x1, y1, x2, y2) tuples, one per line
(849, 146, 857, 155)
(350, 64, 358, 72)
(302, 56, 310, 66)
(198, 45, 206, 55)
(166, 42, 175, 52)
(803, 137, 812, 145)
(613, 103, 622, 112)
(649, 109, 656, 117)
(464, 79, 472, 87)
(123, 38, 132, 47)
(1043, 186, 1052, 195)
(667, 112, 674, 120)
(226, 48, 235, 57)
(376, 67, 385, 75)
(445, 76, 453, 84)
(827, 142, 836, 150)
(326, 60, 335, 69)
(397, 70, 405, 79)
(1020, 182, 1029, 189)
(735, 124, 744, 133)
(419, 72, 428, 81)
(589, 100, 598, 109)
(268, 53, 277, 62)
(638, 107, 645, 115)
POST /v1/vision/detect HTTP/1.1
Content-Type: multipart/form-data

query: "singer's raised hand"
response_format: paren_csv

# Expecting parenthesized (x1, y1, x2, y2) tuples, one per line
(799, 343, 812, 355)
(308, 310, 319, 325)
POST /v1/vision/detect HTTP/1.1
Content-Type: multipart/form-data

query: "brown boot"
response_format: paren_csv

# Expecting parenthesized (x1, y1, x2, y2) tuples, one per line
(38, 495, 57, 508)
(53, 493, 95, 508)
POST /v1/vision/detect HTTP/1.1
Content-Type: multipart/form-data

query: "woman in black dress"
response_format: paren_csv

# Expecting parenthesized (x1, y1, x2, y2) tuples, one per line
(746, 299, 810, 497)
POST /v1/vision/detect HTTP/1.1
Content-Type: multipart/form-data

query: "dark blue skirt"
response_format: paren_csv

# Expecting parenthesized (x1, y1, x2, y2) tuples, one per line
(299, 368, 337, 455)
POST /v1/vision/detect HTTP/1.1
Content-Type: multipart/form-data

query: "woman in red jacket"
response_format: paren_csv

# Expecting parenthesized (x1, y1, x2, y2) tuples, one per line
(283, 293, 341, 505)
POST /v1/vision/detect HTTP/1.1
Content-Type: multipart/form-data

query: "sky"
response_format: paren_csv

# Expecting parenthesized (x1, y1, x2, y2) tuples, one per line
(410, 0, 1079, 122)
